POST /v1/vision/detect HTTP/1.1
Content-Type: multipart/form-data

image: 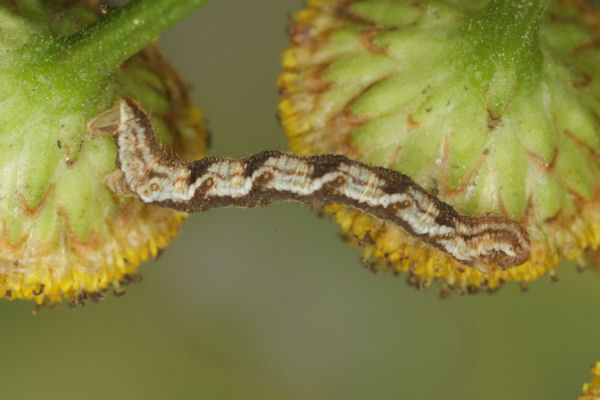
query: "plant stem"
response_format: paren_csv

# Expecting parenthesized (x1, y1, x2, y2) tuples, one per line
(47, 0, 212, 92)
(464, 0, 549, 63)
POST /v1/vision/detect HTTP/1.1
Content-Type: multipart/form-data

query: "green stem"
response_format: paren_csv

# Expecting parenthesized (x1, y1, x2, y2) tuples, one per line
(464, 0, 549, 63)
(47, 0, 211, 92)
(458, 0, 550, 116)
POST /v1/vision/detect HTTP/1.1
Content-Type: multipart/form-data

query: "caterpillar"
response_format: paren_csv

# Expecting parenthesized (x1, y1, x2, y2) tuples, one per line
(88, 99, 530, 271)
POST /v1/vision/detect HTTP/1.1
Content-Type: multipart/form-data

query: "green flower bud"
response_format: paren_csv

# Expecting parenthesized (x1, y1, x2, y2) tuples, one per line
(0, 0, 207, 305)
(279, 0, 600, 293)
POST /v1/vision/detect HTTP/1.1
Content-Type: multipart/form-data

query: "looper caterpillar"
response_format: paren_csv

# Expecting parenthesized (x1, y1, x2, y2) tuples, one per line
(88, 99, 530, 270)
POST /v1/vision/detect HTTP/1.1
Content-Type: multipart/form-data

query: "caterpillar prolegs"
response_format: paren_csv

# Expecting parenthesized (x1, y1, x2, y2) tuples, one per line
(88, 99, 530, 270)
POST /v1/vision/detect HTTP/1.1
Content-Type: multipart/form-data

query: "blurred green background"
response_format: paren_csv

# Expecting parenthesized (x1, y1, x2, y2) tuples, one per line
(2, 1, 600, 399)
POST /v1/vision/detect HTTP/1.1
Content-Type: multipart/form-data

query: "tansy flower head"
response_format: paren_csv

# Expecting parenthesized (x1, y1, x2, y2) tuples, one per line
(0, 0, 208, 305)
(581, 362, 600, 400)
(279, 0, 600, 293)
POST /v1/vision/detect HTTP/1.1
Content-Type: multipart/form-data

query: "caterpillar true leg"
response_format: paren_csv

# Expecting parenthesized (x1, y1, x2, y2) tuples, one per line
(88, 99, 530, 269)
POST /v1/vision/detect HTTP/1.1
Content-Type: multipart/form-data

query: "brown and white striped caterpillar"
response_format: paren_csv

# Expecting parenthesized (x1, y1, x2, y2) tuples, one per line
(88, 99, 530, 271)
